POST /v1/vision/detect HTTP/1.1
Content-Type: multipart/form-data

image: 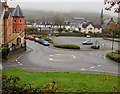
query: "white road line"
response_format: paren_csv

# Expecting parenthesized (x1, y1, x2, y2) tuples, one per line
(81, 69, 85, 70)
(90, 66, 95, 69)
(72, 55, 76, 59)
(49, 58, 54, 61)
(98, 65, 101, 67)
(20, 63, 22, 65)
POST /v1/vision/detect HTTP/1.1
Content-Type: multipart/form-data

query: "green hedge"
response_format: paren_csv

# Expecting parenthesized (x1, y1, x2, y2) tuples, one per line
(34, 35, 43, 38)
(103, 38, 120, 42)
(54, 44, 80, 49)
(41, 37, 51, 41)
(2, 47, 9, 59)
(106, 52, 120, 63)
(91, 46, 100, 49)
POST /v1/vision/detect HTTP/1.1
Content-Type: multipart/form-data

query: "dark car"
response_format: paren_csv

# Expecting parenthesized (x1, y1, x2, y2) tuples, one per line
(82, 40, 93, 45)
(41, 40, 50, 46)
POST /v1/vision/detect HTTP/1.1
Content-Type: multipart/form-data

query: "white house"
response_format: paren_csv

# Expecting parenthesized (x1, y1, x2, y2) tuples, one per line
(80, 23, 102, 34)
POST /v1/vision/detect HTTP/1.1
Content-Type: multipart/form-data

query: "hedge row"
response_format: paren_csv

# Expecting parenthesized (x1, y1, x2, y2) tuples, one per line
(53, 44, 80, 49)
(106, 52, 120, 63)
(1, 47, 10, 59)
(91, 46, 100, 49)
(41, 37, 51, 41)
(103, 38, 120, 42)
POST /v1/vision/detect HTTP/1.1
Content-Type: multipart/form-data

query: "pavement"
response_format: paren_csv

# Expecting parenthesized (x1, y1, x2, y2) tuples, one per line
(2, 37, 120, 76)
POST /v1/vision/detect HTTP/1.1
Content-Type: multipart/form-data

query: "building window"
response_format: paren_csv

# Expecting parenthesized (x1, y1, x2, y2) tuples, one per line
(20, 28, 22, 32)
(20, 19, 22, 23)
(89, 28, 92, 30)
(14, 19, 16, 23)
(14, 28, 16, 32)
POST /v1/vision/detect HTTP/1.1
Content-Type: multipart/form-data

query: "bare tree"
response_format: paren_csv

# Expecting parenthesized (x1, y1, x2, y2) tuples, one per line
(104, 0, 120, 50)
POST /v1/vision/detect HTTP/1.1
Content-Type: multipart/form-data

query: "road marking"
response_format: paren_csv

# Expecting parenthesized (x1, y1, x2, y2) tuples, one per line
(20, 63, 22, 65)
(90, 66, 95, 69)
(98, 65, 101, 67)
(49, 58, 54, 61)
(72, 55, 76, 59)
(81, 69, 85, 70)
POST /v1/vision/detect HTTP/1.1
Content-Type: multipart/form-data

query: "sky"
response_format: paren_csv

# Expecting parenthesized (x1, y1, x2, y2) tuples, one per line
(6, 0, 118, 17)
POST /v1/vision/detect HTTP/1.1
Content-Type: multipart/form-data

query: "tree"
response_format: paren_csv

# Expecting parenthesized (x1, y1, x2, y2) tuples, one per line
(104, 0, 120, 13)
(104, 0, 120, 50)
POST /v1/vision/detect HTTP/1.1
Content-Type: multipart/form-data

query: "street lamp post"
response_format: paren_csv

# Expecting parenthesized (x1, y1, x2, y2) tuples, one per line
(111, 29, 114, 52)
(24, 27, 27, 51)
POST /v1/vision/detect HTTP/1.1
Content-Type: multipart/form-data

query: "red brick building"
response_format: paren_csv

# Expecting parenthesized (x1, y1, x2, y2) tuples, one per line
(3, 4, 25, 48)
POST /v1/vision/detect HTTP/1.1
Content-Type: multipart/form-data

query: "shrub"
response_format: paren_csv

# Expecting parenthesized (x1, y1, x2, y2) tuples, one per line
(91, 46, 100, 49)
(54, 44, 80, 49)
(2, 74, 60, 94)
(41, 37, 51, 41)
(2, 47, 9, 59)
(34, 35, 43, 38)
(106, 52, 120, 63)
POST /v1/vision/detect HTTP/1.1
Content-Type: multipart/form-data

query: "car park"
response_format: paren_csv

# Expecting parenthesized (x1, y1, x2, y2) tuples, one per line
(82, 40, 93, 45)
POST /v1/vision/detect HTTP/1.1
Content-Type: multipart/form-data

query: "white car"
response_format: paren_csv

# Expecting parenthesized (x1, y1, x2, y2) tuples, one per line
(86, 35, 90, 38)
(34, 37, 40, 42)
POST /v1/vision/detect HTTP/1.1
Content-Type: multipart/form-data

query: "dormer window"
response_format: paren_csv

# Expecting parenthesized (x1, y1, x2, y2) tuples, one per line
(14, 19, 16, 23)
(20, 19, 22, 23)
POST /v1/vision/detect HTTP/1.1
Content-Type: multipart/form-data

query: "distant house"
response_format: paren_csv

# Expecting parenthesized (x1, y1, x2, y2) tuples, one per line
(80, 23, 102, 34)
(102, 18, 117, 34)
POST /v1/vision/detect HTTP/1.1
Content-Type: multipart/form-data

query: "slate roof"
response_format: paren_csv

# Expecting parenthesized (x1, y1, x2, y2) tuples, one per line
(82, 23, 101, 29)
(3, 8, 15, 19)
(12, 5, 24, 17)
(102, 18, 115, 29)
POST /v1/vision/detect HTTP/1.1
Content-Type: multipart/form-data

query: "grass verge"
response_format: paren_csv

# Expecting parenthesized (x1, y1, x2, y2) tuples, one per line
(103, 38, 120, 42)
(2, 69, 120, 92)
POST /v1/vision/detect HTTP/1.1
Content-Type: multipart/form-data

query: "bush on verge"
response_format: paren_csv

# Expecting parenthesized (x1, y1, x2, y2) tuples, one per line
(2, 47, 9, 59)
(54, 44, 80, 49)
(41, 37, 51, 41)
(106, 52, 120, 63)
(91, 46, 100, 49)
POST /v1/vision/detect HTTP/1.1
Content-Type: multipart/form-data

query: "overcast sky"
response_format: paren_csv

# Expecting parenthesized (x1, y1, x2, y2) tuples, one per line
(7, 0, 118, 17)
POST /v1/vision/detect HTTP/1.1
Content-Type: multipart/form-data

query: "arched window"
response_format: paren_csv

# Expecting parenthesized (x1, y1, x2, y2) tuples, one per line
(14, 19, 16, 23)
(20, 19, 22, 23)
(14, 28, 16, 32)
(20, 28, 22, 32)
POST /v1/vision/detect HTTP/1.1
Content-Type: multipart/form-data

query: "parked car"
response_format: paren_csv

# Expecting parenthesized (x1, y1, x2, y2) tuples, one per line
(34, 37, 40, 42)
(24, 36, 30, 39)
(29, 37, 35, 40)
(39, 39, 45, 43)
(82, 40, 93, 45)
(41, 40, 50, 46)
(86, 35, 90, 38)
